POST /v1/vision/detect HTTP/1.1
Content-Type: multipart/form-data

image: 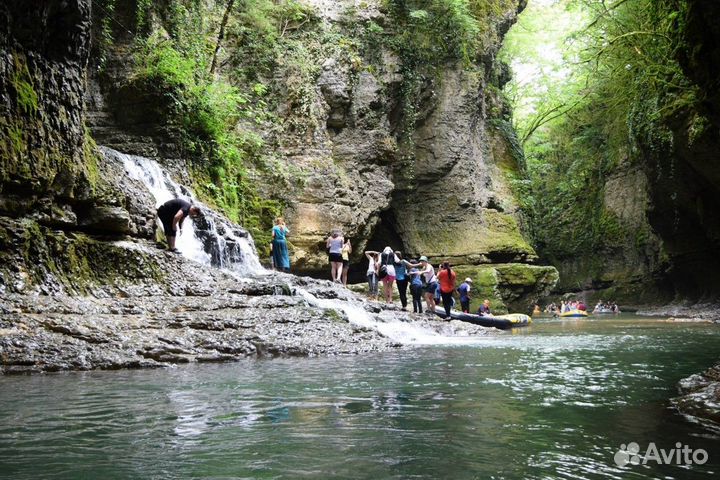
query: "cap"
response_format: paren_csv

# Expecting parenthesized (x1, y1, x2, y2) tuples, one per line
(465, 278, 473, 283)
(419, 255, 428, 262)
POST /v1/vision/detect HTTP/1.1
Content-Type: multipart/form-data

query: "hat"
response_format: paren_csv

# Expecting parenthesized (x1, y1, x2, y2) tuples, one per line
(410, 268, 419, 274)
(419, 255, 428, 262)
(465, 278, 473, 283)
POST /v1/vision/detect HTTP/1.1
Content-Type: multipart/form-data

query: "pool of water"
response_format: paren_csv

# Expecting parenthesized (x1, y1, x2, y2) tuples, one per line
(1, 316, 719, 479)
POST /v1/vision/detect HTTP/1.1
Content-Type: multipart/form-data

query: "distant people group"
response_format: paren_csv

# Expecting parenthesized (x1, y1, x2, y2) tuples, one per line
(543, 299, 620, 315)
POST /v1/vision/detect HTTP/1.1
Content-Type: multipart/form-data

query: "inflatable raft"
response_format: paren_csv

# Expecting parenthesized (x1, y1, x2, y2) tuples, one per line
(434, 307, 532, 329)
(592, 308, 619, 314)
(559, 309, 588, 318)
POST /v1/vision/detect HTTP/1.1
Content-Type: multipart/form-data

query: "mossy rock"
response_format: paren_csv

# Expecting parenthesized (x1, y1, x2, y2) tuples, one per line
(453, 263, 559, 314)
(0, 217, 165, 294)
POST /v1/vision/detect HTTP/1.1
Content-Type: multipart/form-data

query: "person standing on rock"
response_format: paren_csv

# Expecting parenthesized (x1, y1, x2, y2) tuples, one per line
(365, 250, 380, 300)
(341, 238, 352, 286)
(157, 198, 201, 252)
(394, 251, 409, 311)
(437, 261, 457, 319)
(406, 256, 438, 313)
(271, 217, 290, 272)
(409, 268, 424, 313)
(379, 247, 400, 304)
(458, 277, 473, 313)
(326, 229, 345, 283)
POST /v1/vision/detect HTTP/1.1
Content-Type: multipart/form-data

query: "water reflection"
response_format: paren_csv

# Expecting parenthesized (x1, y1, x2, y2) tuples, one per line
(0, 319, 719, 479)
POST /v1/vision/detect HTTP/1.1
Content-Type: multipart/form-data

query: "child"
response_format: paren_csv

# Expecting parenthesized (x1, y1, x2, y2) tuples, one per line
(409, 268, 424, 313)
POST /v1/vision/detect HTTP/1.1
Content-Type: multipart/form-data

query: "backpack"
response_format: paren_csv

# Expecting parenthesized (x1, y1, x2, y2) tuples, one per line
(378, 251, 393, 279)
(378, 264, 387, 279)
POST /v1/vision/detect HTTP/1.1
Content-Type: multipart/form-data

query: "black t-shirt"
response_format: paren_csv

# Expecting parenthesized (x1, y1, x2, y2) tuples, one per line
(161, 198, 191, 218)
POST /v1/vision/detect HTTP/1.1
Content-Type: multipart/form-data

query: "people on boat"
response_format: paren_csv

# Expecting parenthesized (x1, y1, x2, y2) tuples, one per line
(326, 229, 345, 283)
(478, 299, 493, 317)
(437, 261, 457, 319)
(341, 238, 352, 286)
(156, 198, 202, 252)
(592, 300, 621, 313)
(393, 251, 409, 311)
(457, 278, 472, 313)
(271, 217, 290, 272)
(409, 268, 423, 313)
(577, 300, 587, 311)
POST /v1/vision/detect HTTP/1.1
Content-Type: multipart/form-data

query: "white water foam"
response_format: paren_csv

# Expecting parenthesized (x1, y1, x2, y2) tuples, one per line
(108, 147, 263, 275)
(299, 290, 490, 346)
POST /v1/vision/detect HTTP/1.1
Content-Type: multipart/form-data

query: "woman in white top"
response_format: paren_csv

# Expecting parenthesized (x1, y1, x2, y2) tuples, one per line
(365, 250, 380, 300)
(326, 229, 345, 283)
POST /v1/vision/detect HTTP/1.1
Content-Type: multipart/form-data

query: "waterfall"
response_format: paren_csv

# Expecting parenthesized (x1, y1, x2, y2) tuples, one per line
(105, 146, 263, 275)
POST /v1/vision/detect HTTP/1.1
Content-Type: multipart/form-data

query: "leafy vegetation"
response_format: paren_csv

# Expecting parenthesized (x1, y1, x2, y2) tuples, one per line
(124, 0, 323, 252)
(501, 0, 699, 265)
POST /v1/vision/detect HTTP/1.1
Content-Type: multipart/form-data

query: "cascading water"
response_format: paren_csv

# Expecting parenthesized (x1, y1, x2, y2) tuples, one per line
(108, 146, 490, 345)
(105, 146, 263, 275)
(298, 290, 491, 346)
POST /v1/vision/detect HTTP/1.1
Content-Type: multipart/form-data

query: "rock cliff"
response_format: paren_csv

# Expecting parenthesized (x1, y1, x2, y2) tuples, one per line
(0, 0, 555, 316)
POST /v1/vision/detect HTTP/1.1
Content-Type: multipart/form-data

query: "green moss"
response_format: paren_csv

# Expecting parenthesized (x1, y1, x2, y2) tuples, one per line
(11, 56, 38, 117)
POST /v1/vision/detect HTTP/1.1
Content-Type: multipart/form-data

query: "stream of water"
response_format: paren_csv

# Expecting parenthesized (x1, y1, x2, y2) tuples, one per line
(6, 148, 712, 479)
(1, 316, 718, 479)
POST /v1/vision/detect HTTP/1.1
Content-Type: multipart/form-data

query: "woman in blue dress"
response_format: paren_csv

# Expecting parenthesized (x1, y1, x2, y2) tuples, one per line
(271, 217, 290, 272)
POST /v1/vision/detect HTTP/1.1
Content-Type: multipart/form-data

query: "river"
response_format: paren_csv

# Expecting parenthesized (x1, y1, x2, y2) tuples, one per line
(1, 315, 718, 479)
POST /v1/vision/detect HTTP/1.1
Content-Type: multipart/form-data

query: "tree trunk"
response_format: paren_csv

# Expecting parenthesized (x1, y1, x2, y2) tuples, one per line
(210, 0, 235, 76)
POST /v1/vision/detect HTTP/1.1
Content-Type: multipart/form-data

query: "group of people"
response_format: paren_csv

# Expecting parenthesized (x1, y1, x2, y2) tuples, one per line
(543, 299, 621, 315)
(593, 300, 620, 313)
(363, 248, 490, 318)
(544, 300, 587, 314)
(154, 210, 494, 319)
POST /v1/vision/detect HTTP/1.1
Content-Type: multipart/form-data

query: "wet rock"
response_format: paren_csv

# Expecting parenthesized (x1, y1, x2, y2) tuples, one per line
(77, 205, 132, 234)
(673, 364, 720, 427)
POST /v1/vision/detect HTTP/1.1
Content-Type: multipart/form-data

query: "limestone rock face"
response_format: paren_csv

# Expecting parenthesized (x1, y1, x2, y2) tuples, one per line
(0, 0, 555, 310)
(274, 1, 550, 310)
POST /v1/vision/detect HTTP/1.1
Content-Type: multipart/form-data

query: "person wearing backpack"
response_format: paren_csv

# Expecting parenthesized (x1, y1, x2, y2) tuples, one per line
(409, 268, 423, 313)
(379, 246, 400, 304)
(394, 251, 410, 311)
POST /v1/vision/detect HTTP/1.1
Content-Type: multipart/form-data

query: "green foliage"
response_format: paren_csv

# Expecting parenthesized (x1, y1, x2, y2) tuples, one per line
(135, 0, 152, 31)
(130, 2, 289, 247)
(502, 0, 698, 263)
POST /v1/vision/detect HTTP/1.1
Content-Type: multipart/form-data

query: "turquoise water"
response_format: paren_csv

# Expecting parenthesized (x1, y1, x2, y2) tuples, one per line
(1, 316, 719, 479)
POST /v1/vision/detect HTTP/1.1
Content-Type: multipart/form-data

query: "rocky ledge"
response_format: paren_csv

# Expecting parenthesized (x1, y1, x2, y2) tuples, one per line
(674, 363, 720, 429)
(0, 239, 496, 374)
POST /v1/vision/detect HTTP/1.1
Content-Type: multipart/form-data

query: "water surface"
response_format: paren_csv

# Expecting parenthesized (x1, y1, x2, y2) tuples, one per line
(1, 316, 719, 479)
